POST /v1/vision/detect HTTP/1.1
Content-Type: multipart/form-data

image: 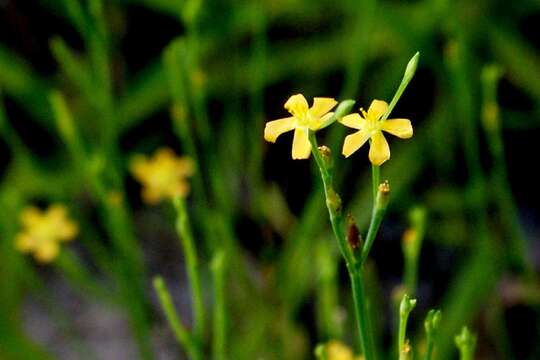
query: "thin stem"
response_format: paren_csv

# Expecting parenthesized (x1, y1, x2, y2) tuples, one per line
(371, 165, 380, 201)
(173, 197, 205, 348)
(423, 309, 442, 360)
(308, 133, 354, 266)
(211, 251, 227, 360)
(359, 186, 389, 266)
(349, 270, 376, 360)
(153, 277, 200, 360)
(397, 295, 416, 360)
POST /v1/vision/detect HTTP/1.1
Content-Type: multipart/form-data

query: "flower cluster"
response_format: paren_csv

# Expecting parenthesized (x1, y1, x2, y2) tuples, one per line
(264, 94, 413, 165)
(130, 148, 195, 204)
(15, 204, 78, 263)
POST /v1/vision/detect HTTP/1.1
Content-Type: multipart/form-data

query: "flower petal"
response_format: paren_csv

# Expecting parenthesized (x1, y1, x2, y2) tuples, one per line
(142, 187, 163, 205)
(381, 119, 413, 138)
(367, 99, 389, 121)
(292, 127, 311, 159)
(15, 233, 34, 252)
(369, 131, 390, 166)
(342, 128, 370, 158)
(264, 117, 295, 143)
(310, 97, 337, 118)
(20, 207, 42, 228)
(339, 113, 366, 130)
(284, 94, 309, 117)
(35, 241, 60, 263)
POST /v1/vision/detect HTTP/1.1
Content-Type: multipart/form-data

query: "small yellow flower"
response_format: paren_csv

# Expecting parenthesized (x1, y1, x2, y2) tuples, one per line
(264, 94, 337, 159)
(340, 99, 413, 165)
(130, 148, 195, 204)
(15, 204, 78, 263)
(326, 340, 364, 360)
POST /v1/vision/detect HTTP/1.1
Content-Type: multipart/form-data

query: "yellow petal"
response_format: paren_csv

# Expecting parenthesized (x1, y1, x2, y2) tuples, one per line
(58, 221, 78, 242)
(130, 155, 150, 181)
(292, 127, 311, 159)
(20, 207, 42, 228)
(367, 99, 388, 121)
(35, 241, 60, 263)
(310, 97, 337, 118)
(339, 113, 366, 130)
(369, 131, 390, 166)
(381, 119, 413, 138)
(155, 148, 176, 162)
(15, 233, 34, 252)
(264, 117, 295, 142)
(284, 94, 309, 117)
(342, 128, 370, 158)
(142, 187, 163, 205)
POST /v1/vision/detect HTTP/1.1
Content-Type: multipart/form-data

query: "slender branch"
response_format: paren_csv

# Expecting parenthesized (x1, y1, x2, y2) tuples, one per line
(173, 197, 205, 349)
(153, 276, 200, 359)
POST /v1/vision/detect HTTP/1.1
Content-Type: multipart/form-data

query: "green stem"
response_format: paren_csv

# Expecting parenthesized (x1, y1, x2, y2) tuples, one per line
(309, 132, 376, 360)
(423, 309, 441, 360)
(371, 165, 380, 201)
(173, 197, 205, 347)
(349, 270, 376, 360)
(308, 133, 354, 265)
(359, 186, 389, 266)
(211, 251, 227, 360)
(153, 277, 200, 360)
(398, 295, 416, 360)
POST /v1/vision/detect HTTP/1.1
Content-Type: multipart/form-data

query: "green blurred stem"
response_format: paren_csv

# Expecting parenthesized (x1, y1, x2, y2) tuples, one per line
(173, 197, 205, 347)
(308, 132, 376, 360)
(49, 92, 152, 360)
(153, 277, 200, 360)
(211, 251, 227, 360)
(424, 332, 435, 360)
(423, 309, 441, 360)
(481, 65, 532, 276)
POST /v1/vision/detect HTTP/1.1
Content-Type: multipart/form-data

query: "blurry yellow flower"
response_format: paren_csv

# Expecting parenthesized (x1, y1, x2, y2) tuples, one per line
(326, 340, 364, 360)
(264, 94, 337, 159)
(15, 204, 78, 263)
(130, 148, 195, 204)
(340, 99, 413, 165)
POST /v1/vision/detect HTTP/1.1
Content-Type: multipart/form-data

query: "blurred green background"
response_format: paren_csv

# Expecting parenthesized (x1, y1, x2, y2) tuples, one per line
(1, 0, 539, 359)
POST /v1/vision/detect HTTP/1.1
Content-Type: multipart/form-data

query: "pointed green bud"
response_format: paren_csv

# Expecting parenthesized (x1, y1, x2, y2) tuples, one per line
(319, 99, 356, 129)
(404, 52, 420, 83)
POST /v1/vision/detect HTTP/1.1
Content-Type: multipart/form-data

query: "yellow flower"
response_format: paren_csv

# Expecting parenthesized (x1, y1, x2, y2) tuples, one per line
(15, 204, 78, 263)
(264, 94, 337, 159)
(130, 148, 195, 204)
(340, 99, 413, 165)
(326, 340, 364, 360)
